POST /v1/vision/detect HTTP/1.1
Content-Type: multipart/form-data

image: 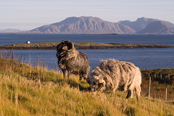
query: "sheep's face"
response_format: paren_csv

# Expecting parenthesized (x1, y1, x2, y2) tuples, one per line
(58, 42, 68, 52)
(62, 45, 68, 51)
(87, 70, 105, 93)
(57, 40, 73, 54)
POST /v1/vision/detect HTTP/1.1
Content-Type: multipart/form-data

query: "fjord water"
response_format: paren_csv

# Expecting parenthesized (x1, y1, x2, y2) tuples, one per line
(0, 34, 174, 71)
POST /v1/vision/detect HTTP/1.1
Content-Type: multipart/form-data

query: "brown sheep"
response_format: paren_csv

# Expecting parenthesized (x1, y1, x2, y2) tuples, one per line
(56, 40, 90, 80)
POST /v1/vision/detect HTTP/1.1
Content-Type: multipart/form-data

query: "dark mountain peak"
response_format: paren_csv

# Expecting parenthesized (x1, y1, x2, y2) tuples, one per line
(138, 20, 174, 34)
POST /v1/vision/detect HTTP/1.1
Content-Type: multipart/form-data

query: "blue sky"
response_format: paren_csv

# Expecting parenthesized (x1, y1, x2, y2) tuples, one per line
(0, 0, 174, 30)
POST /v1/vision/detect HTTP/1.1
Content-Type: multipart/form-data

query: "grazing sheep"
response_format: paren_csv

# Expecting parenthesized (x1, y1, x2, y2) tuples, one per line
(56, 40, 90, 80)
(86, 59, 142, 101)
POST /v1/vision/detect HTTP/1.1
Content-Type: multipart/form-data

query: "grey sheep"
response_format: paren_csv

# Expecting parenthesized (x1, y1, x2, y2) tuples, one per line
(56, 40, 90, 80)
(86, 59, 142, 101)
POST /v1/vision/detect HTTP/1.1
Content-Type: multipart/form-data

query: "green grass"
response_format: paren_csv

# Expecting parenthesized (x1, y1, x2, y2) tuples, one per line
(0, 51, 174, 116)
(0, 42, 60, 47)
(0, 42, 143, 47)
(1, 42, 172, 50)
(75, 42, 108, 45)
(74, 42, 139, 46)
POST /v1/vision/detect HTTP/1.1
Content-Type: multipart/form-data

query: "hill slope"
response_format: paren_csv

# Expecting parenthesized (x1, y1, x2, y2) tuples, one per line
(0, 52, 174, 115)
(118, 17, 174, 33)
(164, 21, 174, 31)
(28, 16, 135, 34)
(138, 21, 174, 34)
(118, 17, 156, 32)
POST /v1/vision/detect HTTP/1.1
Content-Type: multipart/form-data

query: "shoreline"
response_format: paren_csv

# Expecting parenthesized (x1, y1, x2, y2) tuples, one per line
(0, 42, 173, 49)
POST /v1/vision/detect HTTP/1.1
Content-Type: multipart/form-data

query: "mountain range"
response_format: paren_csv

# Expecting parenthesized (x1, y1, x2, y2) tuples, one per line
(0, 29, 22, 33)
(22, 16, 174, 34)
(28, 16, 135, 34)
(138, 21, 174, 34)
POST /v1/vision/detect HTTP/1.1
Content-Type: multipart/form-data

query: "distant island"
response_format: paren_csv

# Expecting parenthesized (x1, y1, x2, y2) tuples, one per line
(19, 16, 174, 35)
(0, 42, 173, 49)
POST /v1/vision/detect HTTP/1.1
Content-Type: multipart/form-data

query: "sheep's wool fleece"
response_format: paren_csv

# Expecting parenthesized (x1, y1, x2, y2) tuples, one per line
(91, 59, 142, 92)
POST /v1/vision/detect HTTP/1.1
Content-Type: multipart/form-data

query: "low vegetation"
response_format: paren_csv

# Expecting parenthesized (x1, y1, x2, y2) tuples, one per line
(0, 50, 174, 116)
(141, 69, 174, 100)
(0, 42, 137, 48)
(0, 42, 173, 49)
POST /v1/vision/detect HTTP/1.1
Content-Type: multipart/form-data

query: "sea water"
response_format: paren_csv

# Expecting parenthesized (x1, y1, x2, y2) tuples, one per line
(0, 34, 174, 71)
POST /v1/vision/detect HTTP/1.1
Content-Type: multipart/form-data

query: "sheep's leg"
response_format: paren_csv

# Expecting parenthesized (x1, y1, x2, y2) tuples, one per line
(62, 70, 66, 80)
(130, 89, 134, 98)
(124, 80, 128, 92)
(135, 90, 140, 101)
(126, 82, 135, 99)
(126, 89, 134, 99)
(135, 86, 141, 101)
(126, 90, 131, 99)
(113, 81, 119, 93)
(67, 71, 71, 80)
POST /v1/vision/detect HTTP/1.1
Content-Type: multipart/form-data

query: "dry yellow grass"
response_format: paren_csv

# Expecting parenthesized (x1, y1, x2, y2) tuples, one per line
(0, 52, 174, 116)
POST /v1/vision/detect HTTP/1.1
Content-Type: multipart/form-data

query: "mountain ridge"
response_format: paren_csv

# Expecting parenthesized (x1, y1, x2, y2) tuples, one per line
(28, 16, 135, 34)
(24, 16, 174, 34)
(0, 28, 22, 33)
(118, 17, 157, 32)
(138, 20, 174, 34)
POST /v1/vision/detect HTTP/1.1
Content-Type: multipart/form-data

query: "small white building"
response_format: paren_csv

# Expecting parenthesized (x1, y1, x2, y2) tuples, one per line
(26, 41, 30, 44)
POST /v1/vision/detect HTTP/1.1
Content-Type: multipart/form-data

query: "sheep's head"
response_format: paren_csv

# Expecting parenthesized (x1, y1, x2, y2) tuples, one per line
(57, 40, 75, 53)
(87, 66, 106, 93)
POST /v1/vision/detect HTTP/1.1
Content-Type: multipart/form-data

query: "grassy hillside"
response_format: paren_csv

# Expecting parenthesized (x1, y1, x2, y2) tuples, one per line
(0, 51, 174, 116)
(141, 69, 174, 100)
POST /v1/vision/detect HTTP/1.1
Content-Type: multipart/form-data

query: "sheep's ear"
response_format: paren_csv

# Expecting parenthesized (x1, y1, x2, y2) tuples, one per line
(66, 41, 74, 51)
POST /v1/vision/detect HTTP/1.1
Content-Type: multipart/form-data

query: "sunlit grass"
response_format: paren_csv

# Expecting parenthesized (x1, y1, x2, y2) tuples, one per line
(0, 50, 174, 116)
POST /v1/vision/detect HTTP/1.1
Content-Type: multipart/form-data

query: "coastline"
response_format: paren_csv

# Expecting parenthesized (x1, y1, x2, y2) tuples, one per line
(0, 42, 173, 49)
